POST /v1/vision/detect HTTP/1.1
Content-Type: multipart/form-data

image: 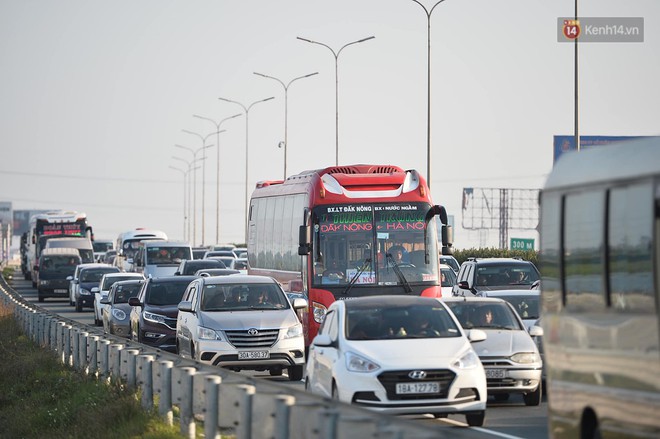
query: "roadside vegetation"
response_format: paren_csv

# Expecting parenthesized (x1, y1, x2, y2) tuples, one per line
(0, 288, 184, 438)
(452, 247, 539, 267)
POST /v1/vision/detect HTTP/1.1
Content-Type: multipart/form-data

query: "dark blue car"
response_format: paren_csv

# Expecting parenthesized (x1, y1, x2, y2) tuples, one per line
(74, 265, 120, 312)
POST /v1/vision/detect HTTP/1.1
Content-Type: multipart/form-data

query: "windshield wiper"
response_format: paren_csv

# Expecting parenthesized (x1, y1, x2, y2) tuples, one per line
(343, 258, 371, 296)
(386, 253, 413, 294)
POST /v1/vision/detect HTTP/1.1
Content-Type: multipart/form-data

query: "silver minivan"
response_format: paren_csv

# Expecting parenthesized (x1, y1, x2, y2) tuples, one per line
(176, 275, 307, 381)
(129, 240, 192, 279)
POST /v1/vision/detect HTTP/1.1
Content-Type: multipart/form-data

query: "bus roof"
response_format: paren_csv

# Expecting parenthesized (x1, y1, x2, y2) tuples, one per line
(29, 210, 88, 223)
(252, 164, 428, 201)
(544, 137, 660, 191)
(117, 229, 168, 241)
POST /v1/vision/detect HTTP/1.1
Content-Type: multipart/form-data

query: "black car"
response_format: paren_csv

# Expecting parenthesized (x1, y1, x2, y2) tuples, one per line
(128, 276, 197, 352)
(451, 257, 540, 297)
(74, 265, 120, 312)
(174, 259, 226, 275)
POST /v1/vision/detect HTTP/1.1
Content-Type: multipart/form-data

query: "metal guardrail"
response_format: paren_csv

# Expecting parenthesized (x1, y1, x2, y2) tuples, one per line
(0, 273, 482, 439)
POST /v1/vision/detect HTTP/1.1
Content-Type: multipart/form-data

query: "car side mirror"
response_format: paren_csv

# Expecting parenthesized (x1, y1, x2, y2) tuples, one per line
(467, 329, 487, 343)
(100, 298, 110, 305)
(529, 325, 544, 337)
(66, 276, 73, 281)
(91, 287, 99, 293)
(292, 298, 308, 310)
(312, 334, 333, 347)
(178, 301, 193, 313)
(128, 297, 142, 307)
(458, 281, 470, 290)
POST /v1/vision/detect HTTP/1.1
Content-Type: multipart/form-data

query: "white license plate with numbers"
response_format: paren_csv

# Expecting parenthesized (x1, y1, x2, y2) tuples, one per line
(395, 382, 440, 394)
(238, 351, 270, 360)
(485, 369, 506, 379)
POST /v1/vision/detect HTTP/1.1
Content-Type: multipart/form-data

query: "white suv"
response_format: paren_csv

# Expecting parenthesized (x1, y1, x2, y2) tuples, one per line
(176, 275, 307, 381)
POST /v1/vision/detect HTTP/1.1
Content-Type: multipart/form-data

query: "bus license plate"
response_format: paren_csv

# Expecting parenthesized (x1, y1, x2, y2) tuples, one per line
(238, 351, 270, 360)
(485, 369, 506, 379)
(395, 382, 440, 395)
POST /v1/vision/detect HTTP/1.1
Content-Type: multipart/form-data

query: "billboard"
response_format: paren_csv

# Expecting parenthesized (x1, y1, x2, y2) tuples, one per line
(553, 135, 658, 163)
(12, 209, 50, 236)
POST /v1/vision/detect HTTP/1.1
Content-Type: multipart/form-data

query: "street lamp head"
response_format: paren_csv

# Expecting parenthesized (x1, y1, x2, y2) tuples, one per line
(357, 36, 376, 43)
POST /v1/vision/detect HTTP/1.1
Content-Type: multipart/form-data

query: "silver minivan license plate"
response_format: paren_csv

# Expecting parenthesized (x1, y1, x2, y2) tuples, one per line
(238, 351, 270, 360)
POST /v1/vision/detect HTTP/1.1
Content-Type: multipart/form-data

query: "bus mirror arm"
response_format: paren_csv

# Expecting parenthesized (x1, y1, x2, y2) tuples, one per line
(423, 205, 452, 263)
(298, 225, 310, 255)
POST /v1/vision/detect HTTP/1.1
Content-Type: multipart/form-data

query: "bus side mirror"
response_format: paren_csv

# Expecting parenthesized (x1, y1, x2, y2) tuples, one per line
(441, 224, 454, 255)
(298, 225, 310, 255)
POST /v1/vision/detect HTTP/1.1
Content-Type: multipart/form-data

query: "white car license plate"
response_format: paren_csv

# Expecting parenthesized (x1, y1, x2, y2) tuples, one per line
(54, 289, 67, 293)
(237, 351, 270, 360)
(485, 368, 506, 379)
(395, 382, 440, 395)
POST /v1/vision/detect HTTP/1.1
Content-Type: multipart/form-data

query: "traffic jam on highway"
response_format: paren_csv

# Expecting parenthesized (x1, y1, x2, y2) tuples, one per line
(15, 197, 545, 433)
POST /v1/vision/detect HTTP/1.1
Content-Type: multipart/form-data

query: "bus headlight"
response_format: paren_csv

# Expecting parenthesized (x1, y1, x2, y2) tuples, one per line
(312, 302, 327, 324)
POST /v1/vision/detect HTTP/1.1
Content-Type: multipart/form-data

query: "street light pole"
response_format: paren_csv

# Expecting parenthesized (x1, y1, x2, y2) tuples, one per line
(182, 129, 215, 246)
(410, 0, 447, 189)
(193, 112, 242, 244)
(218, 96, 275, 244)
(174, 144, 212, 246)
(297, 35, 374, 166)
(172, 155, 201, 244)
(253, 71, 319, 179)
(168, 166, 186, 240)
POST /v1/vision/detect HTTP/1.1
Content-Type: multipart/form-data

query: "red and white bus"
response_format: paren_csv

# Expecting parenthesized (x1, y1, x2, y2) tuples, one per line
(247, 164, 453, 345)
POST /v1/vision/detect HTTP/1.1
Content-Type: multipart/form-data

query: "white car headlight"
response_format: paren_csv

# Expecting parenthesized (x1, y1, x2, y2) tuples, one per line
(284, 323, 303, 339)
(510, 352, 541, 364)
(345, 351, 380, 373)
(197, 326, 220, 340)
(452, 350, 481, 369)
(112, 308, 127, 321)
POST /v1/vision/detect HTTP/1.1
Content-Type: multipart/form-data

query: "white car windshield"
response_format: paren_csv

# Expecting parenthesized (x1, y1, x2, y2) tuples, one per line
(200, 283, 289, 311)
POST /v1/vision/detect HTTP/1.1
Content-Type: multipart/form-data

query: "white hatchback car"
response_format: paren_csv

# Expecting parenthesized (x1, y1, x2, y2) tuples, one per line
(443, 297, 543, 406)
(176, 275, 307, 381)
(305, 295, 488, 426)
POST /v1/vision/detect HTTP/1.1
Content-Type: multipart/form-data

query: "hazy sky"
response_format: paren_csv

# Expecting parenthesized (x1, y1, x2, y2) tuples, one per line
(1, 0, 658, 249)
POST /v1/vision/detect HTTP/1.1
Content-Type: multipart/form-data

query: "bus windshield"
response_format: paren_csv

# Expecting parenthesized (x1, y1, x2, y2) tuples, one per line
(311, 202, 439, 287)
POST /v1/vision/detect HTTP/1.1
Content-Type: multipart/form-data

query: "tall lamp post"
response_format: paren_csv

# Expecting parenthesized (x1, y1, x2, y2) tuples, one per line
(172, 156, 201, 243)
(174, 144, 212, 246)
(181, 129, 215, 246)
(297, 35, 374, 166)
(217, 95, 275, 244)
(193, 112, 242, 244)
(253, 71, 319, 179)
(410, 0, 447, 189)
(168, 165, 188, 240)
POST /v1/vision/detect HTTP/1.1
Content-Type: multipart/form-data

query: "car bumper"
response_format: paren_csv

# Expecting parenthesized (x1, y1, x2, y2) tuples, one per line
(484, 366, 542, 393)
(195, 337, 305, 369)
(333, 366, 487, 416)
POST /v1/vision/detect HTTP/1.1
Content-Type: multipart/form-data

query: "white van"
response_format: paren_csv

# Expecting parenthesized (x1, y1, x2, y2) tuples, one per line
(130, 240, 192, 278)
(44, 237, 94, 264)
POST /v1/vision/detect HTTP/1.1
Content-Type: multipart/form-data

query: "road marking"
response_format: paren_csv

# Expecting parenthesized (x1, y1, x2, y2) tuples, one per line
(440, 418, 527, 439)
